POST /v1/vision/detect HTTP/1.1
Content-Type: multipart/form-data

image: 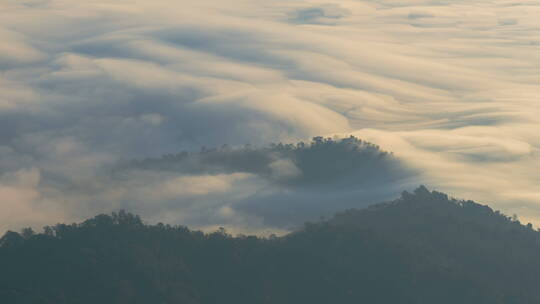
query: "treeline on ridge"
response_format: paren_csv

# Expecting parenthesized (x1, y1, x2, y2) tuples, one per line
(120, 136, 414, 187)
(1, 187, 539, 304)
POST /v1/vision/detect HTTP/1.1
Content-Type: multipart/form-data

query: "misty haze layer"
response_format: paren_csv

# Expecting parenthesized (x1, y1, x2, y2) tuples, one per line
(119, 137, 418, 228)
(0, 0, 539, 230)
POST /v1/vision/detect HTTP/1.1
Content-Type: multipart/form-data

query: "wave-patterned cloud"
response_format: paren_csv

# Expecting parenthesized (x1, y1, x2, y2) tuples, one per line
(0, 0, 539, 231)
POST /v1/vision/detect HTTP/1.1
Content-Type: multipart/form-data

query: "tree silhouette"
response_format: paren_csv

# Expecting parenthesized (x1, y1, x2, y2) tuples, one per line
(1, 187, 539, 303)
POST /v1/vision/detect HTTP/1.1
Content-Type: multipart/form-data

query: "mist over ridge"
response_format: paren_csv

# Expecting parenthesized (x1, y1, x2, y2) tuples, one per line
(117, 136, 420, 228)
(1, 0, 539, 301)
(0, 135, 420, 233)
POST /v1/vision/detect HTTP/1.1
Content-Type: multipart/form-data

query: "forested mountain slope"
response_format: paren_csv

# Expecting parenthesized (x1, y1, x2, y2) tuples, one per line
(1, 187, 538, 304)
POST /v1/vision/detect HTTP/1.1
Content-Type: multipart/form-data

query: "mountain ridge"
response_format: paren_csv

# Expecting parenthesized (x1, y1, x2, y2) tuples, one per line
(1, 187, 538, 304)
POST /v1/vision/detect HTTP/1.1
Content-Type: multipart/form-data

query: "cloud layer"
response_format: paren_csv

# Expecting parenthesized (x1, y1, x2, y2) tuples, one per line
(1, 0, 539, 231)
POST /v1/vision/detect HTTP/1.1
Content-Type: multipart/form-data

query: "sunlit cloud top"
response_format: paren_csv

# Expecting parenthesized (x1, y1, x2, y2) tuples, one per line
(1, 0, 539, 231)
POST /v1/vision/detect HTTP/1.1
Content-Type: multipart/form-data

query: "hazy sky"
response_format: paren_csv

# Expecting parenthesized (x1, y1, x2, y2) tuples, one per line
(1, 0, 539, 232)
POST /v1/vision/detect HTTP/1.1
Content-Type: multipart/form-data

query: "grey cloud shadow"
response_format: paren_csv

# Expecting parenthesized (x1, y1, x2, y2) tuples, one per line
(289, 5, 350, 25)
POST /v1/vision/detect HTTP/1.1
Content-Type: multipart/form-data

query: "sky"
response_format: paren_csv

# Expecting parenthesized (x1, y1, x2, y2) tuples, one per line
(1, 0, 539, 233)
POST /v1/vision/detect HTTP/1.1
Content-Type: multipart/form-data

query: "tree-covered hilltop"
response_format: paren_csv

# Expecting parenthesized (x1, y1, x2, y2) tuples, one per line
(2, 187, 539, 304)
(121, 136, 415, 188)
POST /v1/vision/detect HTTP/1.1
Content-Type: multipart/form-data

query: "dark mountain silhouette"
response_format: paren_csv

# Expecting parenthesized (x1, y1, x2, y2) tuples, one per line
(121, 136, 416, 188)
(1, 187, 539, 304)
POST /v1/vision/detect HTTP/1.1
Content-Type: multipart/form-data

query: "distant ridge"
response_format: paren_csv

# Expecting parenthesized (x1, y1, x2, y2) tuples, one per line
(121, 136, 415, 188)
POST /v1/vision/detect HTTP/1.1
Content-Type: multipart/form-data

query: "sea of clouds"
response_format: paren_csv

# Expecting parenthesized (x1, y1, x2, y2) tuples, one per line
(1, 0, 539, 233)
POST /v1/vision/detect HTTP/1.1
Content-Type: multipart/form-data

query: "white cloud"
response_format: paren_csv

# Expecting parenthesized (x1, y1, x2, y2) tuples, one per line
(0, 0, 539, 231)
